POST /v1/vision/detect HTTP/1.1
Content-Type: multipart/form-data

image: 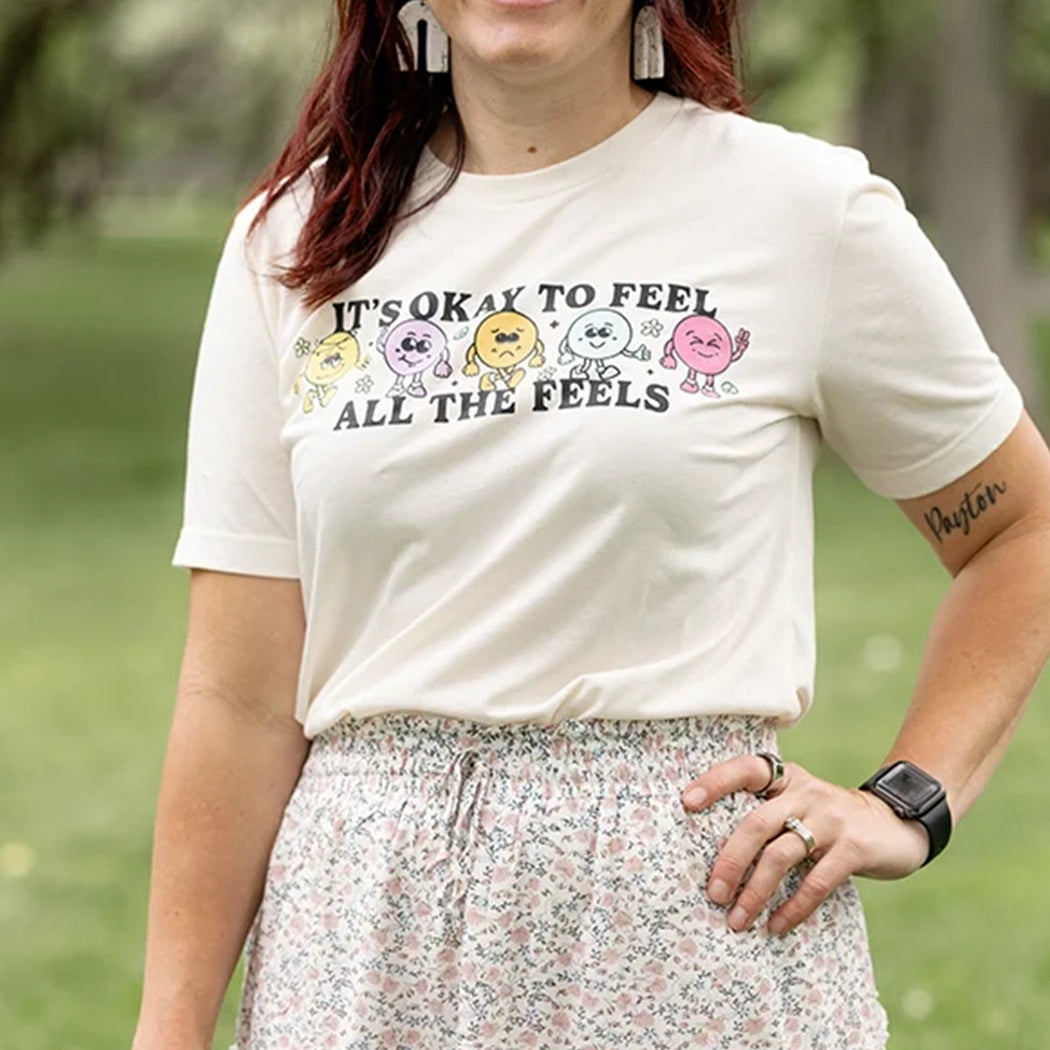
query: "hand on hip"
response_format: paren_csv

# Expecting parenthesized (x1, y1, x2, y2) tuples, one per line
(680, 754, 929, 936)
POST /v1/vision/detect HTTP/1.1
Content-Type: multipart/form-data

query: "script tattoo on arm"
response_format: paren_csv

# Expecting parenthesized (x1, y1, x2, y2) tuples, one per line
(923, 481, 1009, 544)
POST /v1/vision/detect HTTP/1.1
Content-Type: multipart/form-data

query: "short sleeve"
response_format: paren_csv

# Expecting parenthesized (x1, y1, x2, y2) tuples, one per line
(811, 159, 1025, 500)
(171, 201, 299, 577)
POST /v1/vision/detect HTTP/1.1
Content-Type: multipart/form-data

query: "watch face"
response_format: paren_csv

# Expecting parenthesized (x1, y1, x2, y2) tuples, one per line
(879, 763, 942, 812)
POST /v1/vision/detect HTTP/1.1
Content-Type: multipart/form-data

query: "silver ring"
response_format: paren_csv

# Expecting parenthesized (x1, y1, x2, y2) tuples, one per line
(783, 816, 817, 858)
(754, 751, 785, 799)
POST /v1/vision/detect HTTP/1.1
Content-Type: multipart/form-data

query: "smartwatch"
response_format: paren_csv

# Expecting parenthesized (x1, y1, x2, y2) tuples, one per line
(859, 760, 952, 867)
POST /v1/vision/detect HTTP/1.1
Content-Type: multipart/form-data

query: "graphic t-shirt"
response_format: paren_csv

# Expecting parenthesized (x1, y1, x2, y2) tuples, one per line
(172, 91, 1024, 739)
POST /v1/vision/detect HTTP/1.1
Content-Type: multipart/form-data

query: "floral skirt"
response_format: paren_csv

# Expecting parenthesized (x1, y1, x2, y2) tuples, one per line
(232, 712, 889, 1049)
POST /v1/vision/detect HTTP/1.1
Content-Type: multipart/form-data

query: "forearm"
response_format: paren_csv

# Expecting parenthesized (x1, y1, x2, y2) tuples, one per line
(880, 517, 1050, 821)
(133, 686, 310, 1049)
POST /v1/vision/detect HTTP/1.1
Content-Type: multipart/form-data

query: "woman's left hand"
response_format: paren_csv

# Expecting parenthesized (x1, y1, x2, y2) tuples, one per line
(680, 754, 931, 936)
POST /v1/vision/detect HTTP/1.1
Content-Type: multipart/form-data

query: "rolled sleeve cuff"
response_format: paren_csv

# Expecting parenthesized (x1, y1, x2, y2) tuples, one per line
(171, 528, 300, 579)
(851, 377, 1026, 500)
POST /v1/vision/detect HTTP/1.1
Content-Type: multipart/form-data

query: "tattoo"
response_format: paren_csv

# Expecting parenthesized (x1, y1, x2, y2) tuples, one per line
(923, 480, 1008, 544)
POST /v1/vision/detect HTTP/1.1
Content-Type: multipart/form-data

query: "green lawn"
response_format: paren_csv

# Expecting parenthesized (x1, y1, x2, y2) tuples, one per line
(0, 218, 1047, 1050)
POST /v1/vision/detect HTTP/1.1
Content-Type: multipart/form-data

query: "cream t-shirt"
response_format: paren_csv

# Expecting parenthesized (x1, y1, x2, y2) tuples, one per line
(172, 91, 1024, 738)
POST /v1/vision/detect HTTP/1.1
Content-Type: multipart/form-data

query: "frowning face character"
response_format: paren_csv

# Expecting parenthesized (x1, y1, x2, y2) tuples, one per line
(463, 310, 545, 391)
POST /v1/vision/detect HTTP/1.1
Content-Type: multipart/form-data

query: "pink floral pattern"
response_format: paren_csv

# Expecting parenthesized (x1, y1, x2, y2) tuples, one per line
(232, 713, 889, 1049)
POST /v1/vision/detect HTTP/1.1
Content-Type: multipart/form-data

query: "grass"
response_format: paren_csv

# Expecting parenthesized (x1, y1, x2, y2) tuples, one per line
(0, 215, 1048, 1050)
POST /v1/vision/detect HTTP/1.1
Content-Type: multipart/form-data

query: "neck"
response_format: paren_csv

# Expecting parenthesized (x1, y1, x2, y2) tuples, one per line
(430, 54, 655, 176)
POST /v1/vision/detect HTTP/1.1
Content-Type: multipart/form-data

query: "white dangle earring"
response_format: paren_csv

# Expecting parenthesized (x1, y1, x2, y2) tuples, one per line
(632, 0, 665, 81)
(398, 0, 450, 73)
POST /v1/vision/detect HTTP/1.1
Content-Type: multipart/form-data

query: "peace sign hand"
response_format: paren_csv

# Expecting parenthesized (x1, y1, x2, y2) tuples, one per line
(680, 755, 929, 936)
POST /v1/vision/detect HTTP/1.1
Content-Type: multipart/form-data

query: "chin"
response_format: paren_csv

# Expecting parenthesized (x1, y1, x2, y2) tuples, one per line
(438, 0, 593, 75)
(475, 41, 567, 74)
(465, 21, 573, 71)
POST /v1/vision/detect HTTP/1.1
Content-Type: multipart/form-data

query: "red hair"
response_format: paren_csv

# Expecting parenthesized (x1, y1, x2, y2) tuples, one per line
(247, 0, 749, 310)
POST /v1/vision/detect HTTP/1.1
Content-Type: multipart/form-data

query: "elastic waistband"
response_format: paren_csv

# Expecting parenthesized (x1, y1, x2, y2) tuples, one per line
(304, 712, 778, 784)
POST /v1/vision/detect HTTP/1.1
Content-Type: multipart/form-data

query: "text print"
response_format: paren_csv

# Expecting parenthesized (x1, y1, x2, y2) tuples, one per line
(923, 480, 1008, 544)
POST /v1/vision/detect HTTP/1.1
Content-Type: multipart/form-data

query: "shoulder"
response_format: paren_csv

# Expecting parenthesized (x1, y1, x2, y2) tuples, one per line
(672, 95, 886, 222)
(229, 161, 322, 274)
(214, 163, 323, 341)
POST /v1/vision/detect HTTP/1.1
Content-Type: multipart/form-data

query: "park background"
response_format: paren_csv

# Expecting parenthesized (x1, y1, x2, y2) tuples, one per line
(2, 0, 1049, 1047)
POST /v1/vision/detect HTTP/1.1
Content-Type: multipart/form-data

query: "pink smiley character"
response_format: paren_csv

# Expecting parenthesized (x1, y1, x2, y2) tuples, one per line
(660, 315, 750, 397)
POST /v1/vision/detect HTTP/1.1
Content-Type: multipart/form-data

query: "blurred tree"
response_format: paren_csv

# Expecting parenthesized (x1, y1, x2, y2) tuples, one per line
(0, 0, 326, 243)
(109, 0, 326, 196)
(2, 0, 1048, 421)
(849, 0, 932, 214)
(747, 0, 1050, 431)
(0, 0, 117, 244)
(929, 0, 1044, 431)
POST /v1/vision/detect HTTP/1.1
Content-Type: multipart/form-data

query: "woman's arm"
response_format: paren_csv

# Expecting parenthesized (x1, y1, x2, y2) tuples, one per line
(680, 410, 1050, 936)
(132, 570, 310, 1050)
(884, 410, 1050, 817)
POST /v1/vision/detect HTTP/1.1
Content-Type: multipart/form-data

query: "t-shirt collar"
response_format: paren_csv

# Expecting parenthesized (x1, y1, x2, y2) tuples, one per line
(417, 90, 686, 206)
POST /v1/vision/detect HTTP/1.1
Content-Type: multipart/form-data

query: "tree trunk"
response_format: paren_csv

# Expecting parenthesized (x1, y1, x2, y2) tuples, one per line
(852, 5, 931, 216)
(929, 0, 1046, 433)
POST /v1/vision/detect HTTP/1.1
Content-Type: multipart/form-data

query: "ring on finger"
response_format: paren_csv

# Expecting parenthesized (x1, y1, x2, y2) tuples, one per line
(754, 751, 785, 799)
(782, 816, 816, 858)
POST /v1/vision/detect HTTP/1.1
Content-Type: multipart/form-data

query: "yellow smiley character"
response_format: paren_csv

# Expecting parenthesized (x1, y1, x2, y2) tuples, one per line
(463, 311, 545, 391)
(293, 331, 367, 413)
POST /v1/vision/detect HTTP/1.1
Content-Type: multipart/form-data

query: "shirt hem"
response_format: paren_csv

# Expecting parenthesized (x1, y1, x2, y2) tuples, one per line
(171, 528, 300, 579)
(851, 377, 1025, 500)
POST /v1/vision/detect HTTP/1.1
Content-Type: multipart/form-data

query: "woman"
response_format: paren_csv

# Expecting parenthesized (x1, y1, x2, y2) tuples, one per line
(132, 1, 1050, 1048)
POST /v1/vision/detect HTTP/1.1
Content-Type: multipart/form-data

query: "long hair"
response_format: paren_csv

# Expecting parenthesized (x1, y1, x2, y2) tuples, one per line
(247, 0, 749, 310)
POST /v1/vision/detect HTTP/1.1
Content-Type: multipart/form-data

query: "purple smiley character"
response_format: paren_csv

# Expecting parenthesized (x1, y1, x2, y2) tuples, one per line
(378, 318, 452, 398)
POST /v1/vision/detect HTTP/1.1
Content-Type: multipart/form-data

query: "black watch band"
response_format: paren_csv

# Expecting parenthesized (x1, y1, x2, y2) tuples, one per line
(859, 760, 953, 867)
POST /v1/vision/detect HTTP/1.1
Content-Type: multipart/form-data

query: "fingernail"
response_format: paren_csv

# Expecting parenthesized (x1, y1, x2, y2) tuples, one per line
(708, 878, 731, 905)
(728, 905, 749, 931)
(682, 786, 707, 808)
(768, 916, 787, 935)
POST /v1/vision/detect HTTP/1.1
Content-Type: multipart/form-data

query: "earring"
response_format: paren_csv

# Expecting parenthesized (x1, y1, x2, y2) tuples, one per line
(632, 0, 664, 81)
(398, 0, 450, 73)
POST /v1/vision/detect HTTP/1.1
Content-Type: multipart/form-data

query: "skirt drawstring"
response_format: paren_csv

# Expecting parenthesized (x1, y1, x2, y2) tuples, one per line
(441, 746, 485, 947)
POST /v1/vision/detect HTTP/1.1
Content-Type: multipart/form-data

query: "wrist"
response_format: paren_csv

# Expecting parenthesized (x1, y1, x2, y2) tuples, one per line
(133, 1010, 214, 1050)
(860, 789, 931, 861)
(859, 759, 953, 866)
(880, 749, 966, 818)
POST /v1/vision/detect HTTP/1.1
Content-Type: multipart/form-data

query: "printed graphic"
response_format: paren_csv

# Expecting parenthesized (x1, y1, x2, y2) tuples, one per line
(463, 311, 545, 391)
(377, 318, 452, 398)
(291, 280, 755, 424)
(293, 331, 368, 413)
(660, 315, 750, 398)
(558, 308, 650, 380)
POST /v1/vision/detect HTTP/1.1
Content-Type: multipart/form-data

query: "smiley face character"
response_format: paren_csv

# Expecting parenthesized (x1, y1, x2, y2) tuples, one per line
(558, 308, 646, 380)
(463, 310, 545, 391)
(378, 318, 452, 398)
(293, 330, 367, 413)
(660, 315, 750, 397)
